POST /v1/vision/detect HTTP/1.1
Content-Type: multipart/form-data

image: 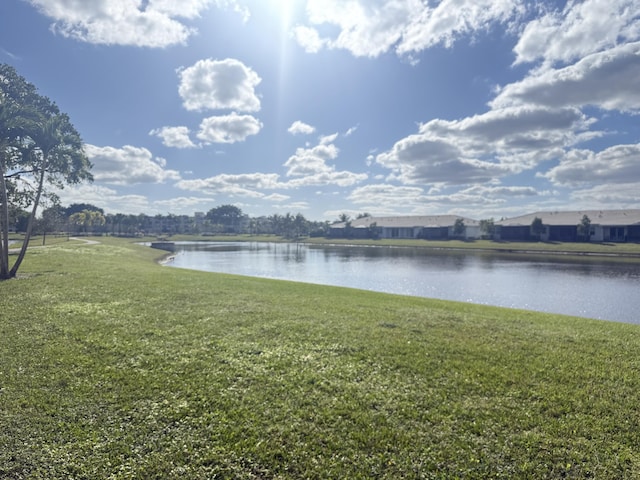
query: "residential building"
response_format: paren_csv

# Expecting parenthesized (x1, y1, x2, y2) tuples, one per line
(329, 215, 481, 240)
(496, 210, 640, 242)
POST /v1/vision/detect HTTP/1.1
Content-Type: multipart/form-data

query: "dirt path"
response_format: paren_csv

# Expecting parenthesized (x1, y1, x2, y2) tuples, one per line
(7, 236, 101, 254)
(69, 237, 101, 245)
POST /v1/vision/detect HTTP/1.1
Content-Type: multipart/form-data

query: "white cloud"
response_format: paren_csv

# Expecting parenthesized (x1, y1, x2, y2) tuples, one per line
(56, 185, 217, 215)
(376, 106, 594, 185)
(149, 126, 197, 148)
(347, 184, 426, 211)
(288, 120, 316, 135)
(86, 144, 181, 185)
(282, 138, 367, 187)
(211, 0, 250, 22)
(263, 193, 290, 202)
(27, 0, 253, 47)
(53, 184, 152, 214)
(344, 125, 358, 137)
(346, 182, 546, 216)
(286, 170, 368, 188)
(283, 143, 339, 177)
(0, 47, 19, 60)
(176, 137, 368, 199)
(26, 0, 217, 47)
(493, 42, 640, 112)
(542, 143, 640, 186)
(150, 0, 247, 20)
(153, 196, 217, 213)
(295, 0, 522, 58)
(292, 25, 328, 53)
(196, 113, 263, 144)
(178, 58, 262, 112)
(398, 0, 523, 55)
(513, 0, 640, 66)
(301, 0, 411, 57)
(319, 133, 339, 145)
(459, 185, 540, 198)
(176, 173, 282, 197)
(569, 183, 640, 207)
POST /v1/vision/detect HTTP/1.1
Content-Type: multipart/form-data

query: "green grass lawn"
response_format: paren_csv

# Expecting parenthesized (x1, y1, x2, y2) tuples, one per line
(1, 237, 640, 478)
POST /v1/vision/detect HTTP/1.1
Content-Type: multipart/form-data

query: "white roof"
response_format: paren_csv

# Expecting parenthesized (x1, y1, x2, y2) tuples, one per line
(497, 210, 640, 227)
(332, 215, 479, 228)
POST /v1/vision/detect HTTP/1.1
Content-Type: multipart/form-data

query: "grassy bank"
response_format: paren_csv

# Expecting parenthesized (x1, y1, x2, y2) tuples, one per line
(165, 233, 640, 262)
(1, 237, 640, 478)
(304, 236, 640, 256)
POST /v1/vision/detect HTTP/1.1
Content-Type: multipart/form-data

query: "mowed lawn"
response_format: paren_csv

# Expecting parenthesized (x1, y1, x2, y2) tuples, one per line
(1, 237, 639, 479)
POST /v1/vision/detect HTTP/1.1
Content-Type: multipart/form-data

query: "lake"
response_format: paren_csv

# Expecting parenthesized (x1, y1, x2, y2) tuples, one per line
(165, 242, 640, 324)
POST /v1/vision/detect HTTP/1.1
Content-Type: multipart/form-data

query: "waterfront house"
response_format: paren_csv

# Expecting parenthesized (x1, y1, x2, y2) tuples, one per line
(329, 215, 481, 240)
(496, 210, 640, 242)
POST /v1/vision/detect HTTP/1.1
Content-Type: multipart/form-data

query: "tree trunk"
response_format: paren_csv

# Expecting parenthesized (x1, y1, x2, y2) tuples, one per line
(9, 162, 46, 278)
(0, 159, 10, 278)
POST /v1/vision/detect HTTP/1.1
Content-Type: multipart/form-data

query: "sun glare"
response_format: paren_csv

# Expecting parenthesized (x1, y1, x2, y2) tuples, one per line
(268, 0, 298, 28)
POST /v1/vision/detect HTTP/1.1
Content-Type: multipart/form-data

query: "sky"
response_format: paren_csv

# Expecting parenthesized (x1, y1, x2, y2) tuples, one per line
(1, 0, 639, 221)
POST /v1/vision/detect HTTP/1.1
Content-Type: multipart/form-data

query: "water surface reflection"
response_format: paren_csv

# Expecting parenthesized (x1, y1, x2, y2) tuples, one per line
(167, 242, 640, 324)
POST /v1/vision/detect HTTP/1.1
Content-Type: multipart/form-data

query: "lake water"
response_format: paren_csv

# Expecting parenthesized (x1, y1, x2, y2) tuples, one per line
(165, 242, 640, 324)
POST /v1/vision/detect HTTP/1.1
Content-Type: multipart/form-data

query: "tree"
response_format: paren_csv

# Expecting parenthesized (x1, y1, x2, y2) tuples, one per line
(65, 202, 103, 217)
(0, 67, 38, 276)
(138, 214, 152, 235)
(85, 210, 105, 234)
(109, 212, 126, 236)
(281, 212, 294, 238)
(479, 218, 495, 239)
(344, 219, 354, 238)
(12, 208, 30, 233)
(531, 217, 544, 241)
(577, 214, 591, 242)
(122, 214, 145, 236)
(68, 211, 86, 234)
(292, 213, 309, 239)
(267, 213, 283, 236)
(367, 222, 380, 240)
(0, 64, 92, 279)
(308, 220, 329, 238)
(39, 203, 65, 244)
(206, 204, 244, 233)
(65, 203, 104, 234)
(453, 218, 466, 238)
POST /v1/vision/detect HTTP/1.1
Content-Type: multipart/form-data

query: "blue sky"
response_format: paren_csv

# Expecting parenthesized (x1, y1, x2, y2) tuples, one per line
(1, 0, 639, 221)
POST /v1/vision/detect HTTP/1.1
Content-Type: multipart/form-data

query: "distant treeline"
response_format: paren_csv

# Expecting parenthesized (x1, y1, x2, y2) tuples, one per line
(11, 203, 333, 239)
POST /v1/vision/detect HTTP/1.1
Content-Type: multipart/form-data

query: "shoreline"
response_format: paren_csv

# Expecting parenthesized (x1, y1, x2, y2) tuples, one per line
(309, 242, 640, 260)
(156, 240, 640, 323)
(154, 237, 640, 263)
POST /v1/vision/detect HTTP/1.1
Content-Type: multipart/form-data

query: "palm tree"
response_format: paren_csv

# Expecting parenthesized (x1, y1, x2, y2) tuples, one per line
(293, 213, 308, 238)
(69, 211, 87, 234)
(268, 213, 283, 236)
(113, 213, 126, 236)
